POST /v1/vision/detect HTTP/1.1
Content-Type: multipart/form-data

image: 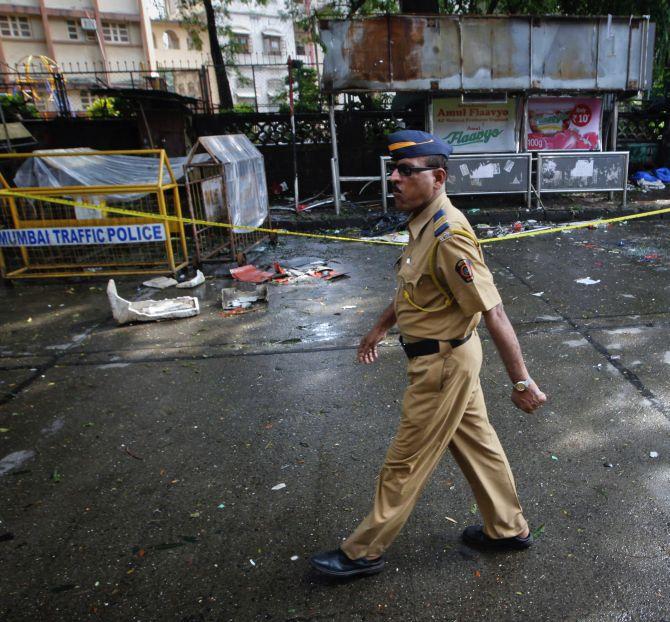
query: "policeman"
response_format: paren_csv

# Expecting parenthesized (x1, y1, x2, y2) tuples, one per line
(310, 130, 547, 578)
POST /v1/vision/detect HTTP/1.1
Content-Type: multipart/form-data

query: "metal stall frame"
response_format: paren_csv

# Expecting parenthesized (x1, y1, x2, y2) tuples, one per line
(183, 137, 272, 266)
(0, 149, 189, 279)
(535, 150, 629, 206)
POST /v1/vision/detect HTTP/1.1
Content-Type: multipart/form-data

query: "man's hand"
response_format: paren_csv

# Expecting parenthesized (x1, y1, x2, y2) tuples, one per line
(511, 383, 547, 414)
(357, 327, 388, 364)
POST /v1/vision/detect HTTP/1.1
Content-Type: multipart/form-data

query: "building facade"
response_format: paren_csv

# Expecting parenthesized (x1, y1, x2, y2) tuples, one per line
(0, 0, 153, 113)
(0, 0, 320, 114)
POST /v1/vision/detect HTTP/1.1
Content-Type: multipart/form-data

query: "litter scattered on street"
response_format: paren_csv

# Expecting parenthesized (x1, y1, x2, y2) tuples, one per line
(271, 483, 286, 491)
(575, 277, 601, 285)
(143, 276, 179, 289)
(649, 451, 659, 458)
(230, 265, 275, 283)
(221, 285, 269, 311)
(176, 270, 205, 288)
(107, 280, 200, 325)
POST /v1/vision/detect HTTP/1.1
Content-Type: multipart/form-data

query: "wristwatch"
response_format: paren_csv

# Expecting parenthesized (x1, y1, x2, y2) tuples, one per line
(513, 378, 533, 392)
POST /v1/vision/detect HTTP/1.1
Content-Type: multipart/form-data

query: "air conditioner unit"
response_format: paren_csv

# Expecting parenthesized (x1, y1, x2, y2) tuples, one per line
(80, 18, 97, 31)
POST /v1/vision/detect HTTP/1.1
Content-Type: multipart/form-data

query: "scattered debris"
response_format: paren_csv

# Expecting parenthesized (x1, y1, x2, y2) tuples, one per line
(290, 555, 299, 561)
(575, 277, 600, 285)
(445, 516, 458, 524)
(143, 276, 179, 289)
(176, 270, 205, 289)
(250, 559, 256, 566)
(221, 284, 269, 311)
(649, 451, 659, 458)
(122, 445, 143, 460)
(271, 483, 286, 491)
(603, 462, 613, 468)
(230, 265, 274, 283)
(367, 231, 410, 244)
(107, 280, 200, 325)
(0, 450, 35, 476)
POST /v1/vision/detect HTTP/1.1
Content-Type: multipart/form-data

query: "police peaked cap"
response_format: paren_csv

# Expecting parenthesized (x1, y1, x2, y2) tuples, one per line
(387, 130, 453, 160)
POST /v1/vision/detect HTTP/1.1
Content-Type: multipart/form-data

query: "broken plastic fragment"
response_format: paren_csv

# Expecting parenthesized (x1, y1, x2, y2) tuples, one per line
(575, 277, 601, 285)
(649, 451, 659, 458)
(176, 270, 205, 289)
(107, 280, 200, 325)
(143, 276, 178, 289)
(221, 285, 268, 310)
(271, 483, 286, 491)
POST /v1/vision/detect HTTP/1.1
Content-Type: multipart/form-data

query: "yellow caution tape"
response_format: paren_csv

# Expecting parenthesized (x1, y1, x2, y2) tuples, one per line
(2, 189, 670, 247)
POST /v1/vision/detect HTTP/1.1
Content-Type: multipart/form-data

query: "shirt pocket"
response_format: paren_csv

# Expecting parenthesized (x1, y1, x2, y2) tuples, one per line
(398, 261, 422, 298)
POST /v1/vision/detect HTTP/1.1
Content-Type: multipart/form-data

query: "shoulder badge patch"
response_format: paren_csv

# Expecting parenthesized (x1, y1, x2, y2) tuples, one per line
(455, 258, 474, 283)
(433, 209, 450, 238)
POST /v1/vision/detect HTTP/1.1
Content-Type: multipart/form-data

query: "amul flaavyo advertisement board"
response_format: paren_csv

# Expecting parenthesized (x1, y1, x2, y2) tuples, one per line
(526, 97, 602, 151)
(432, 98, 519, 153)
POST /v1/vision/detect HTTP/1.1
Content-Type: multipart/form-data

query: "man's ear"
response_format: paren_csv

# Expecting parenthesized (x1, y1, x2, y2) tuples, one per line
(433, 167, 447, 187)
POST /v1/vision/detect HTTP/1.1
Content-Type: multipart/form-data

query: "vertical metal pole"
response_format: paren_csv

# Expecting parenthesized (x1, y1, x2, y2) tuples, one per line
(328, 94, 340, 214)
(623, 151, 628, 207)
(251, 63, 258, 112)
(380, 156, 388, 214)
(527, 153, 532, 210)
(536, 153, 542, 207)
(288, 57, 299, 212)
(426, 96, 433, 133)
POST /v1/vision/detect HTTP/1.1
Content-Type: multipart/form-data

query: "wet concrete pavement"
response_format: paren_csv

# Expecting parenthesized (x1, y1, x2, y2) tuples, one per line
(1, 219, 669, 621)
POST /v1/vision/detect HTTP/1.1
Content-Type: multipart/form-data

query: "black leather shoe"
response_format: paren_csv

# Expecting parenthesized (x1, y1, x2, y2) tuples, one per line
(309, 548, 385, 578)
(462, 525, 533, 550)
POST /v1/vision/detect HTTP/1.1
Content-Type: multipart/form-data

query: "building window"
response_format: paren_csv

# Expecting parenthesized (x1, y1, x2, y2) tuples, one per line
(0, 15, 32, 38)
(232, 33, 250, 54)
(85, 29, 97, 42)
(102, 21, 129, 43)
(296, 43, 306, 56)
(262, 35, 281, 55)
(66, 20, 79, 40)
(162, 29, 179, 49)
(266, 78, 284, 95)
(186, 81, 195, 95)
(80, 90, 98, 108)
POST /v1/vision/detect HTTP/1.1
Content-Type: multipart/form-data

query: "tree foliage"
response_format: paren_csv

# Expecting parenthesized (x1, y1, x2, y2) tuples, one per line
(272, 64, 322, 112)
(0, 93, 39, 121)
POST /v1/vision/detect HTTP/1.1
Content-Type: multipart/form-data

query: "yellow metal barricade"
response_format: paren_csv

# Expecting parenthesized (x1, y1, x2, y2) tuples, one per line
(0, 150, 189, 279)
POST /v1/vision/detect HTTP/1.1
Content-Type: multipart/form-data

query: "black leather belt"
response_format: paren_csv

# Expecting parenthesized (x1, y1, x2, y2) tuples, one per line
(399, 333, 472, 358)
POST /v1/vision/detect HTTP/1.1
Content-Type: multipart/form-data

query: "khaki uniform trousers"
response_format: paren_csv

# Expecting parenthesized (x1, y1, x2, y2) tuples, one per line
(341, 333, 528, 560)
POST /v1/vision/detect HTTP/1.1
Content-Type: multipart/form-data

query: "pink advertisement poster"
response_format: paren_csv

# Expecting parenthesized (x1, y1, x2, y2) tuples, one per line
(526, 98, 602, 151)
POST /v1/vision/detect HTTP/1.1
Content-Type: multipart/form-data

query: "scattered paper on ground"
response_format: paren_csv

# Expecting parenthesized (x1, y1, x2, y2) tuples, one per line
(575, 277, 601, 285)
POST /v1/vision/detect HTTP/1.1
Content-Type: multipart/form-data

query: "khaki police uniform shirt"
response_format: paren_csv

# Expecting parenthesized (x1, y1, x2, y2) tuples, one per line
(394, 192, 502, 341)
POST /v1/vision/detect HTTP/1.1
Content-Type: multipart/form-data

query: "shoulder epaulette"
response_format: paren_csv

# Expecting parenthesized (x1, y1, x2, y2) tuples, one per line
(433, 209, 450, 238)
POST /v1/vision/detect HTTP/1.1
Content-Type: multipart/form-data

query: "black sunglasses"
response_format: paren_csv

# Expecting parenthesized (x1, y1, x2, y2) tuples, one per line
(390, 163, 442, 177)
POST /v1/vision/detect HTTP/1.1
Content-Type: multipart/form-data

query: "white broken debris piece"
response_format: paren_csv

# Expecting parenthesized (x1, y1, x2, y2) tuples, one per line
(143, 276, 178, 289)
(176, 270, 205, 289)
(271, 483, 286, 491)
(107, 280, 200, 325)
(221, 284, 268, 310)
(575, 277, 601, 285)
